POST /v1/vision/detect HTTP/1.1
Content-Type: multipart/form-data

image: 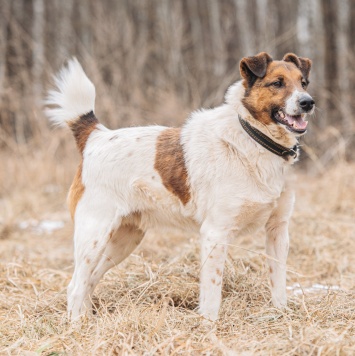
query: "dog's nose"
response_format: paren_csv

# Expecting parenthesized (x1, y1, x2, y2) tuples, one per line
(299, 95, 315, 112)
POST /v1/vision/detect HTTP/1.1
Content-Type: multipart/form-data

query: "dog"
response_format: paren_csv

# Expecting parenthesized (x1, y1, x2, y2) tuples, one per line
(46, 52, 314, 321)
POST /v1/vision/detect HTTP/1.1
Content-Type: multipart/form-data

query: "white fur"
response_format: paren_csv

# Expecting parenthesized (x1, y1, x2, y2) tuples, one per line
(285, 89, 314, 116)
(48, 61, 304, 321)
(45, 58, 95, 125)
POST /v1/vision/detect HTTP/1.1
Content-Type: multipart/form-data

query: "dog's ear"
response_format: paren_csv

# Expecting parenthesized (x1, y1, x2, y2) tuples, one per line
(283, 53, 312, 79)
(240, 52, 273, 87)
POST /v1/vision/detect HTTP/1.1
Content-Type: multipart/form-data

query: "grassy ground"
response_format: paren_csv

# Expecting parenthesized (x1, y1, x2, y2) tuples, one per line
(1, 135, 355, 355)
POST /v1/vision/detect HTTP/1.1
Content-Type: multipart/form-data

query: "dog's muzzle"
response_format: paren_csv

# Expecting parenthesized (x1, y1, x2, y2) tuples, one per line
(299, 94, 315, 113)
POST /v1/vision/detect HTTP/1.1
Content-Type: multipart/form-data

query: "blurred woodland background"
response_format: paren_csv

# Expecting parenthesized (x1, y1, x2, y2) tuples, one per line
(0, 0, 355, 166)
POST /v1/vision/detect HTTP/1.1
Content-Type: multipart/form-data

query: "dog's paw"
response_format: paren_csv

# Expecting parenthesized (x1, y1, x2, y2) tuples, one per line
(271, 295, 287, 310)
(198, 307, 219, 322)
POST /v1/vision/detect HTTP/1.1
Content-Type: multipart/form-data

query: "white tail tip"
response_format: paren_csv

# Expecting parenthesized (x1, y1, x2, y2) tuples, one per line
(45, 58, 96, 126)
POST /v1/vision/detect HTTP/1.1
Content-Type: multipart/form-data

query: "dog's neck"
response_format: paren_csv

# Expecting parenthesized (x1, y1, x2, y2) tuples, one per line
(238, 116, 299, 161)
(225, 81, 299, 152)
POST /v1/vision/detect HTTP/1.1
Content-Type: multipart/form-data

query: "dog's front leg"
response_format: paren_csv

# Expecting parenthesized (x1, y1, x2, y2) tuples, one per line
(199, 222, 230, 321)
(265, 188, 295, 309)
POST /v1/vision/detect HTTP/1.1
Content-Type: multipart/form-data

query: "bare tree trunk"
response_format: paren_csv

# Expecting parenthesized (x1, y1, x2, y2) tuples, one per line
(78, 0, 92, 58)
(256, 0, 273, 53)
(56, 0, 74, 60)
(0, 0, 11, 103)
(321, 0, 338, 118)
(186, 0, 205, 72)
(337, 0, 351, 128)
(11, 0, 26, 143)
(348, 0, 355, 109)
(350, 0, 355, 57)
(234, 0, 255, 56)
(207, 0, 225, 76)
(32, 0, 45, 100)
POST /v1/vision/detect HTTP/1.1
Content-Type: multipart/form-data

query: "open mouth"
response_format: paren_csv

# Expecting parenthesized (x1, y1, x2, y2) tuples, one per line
(273, 109, 308, 134)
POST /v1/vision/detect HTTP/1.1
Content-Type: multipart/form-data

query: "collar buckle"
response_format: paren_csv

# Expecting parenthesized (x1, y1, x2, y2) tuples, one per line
(282, 148, 298, 159)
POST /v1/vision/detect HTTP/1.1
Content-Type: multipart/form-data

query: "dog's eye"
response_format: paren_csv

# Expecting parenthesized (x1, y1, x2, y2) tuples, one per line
(272, 81, 282, 88)
(301, 81, 307, 89)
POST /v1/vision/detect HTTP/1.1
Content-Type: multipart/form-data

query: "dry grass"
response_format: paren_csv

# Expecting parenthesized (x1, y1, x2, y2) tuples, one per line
(1, 130, 355, 355)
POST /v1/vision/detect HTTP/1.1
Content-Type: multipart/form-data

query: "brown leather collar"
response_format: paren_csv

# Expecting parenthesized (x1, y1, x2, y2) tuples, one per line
(239, 116, 298, 160)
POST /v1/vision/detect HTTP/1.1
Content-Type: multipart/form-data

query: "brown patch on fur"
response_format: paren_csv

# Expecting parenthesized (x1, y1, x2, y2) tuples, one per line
(68, 162, 85, 220)
(211, 278, 216, 284)
(154, 128, 191, 205)
(68, 111, 98, 154)
(67, 112, 98, 218)
(93, 240, 98, 248)
(86, 258, 90, 264)
(269, 266, 273, 274)
(216, 268, 222, 277)
(270, 279, 274, 288)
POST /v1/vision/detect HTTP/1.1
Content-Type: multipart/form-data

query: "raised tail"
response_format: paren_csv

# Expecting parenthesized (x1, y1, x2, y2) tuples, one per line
(45, 58, 99, 153)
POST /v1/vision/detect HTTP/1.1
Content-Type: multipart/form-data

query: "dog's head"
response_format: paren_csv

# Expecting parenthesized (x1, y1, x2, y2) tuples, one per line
(240, 52, 314, 136)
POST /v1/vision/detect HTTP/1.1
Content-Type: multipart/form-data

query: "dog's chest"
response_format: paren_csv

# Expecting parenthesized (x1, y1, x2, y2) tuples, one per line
(234, 201, 275, 234)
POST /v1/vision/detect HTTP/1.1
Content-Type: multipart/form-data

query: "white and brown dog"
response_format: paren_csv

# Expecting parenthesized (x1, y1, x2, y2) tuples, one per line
(46, 52, 314, 321)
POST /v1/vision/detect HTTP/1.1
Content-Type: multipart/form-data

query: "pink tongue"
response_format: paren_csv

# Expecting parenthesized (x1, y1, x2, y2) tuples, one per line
(285, 115, 308, 130)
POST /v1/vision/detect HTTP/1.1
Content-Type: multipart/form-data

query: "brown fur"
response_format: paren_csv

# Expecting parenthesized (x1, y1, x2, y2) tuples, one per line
(67, 112, 98, 219)
(154, 128, 191, 205)
(68, 162, 85, 220)
(241, 59, 310, 126)
(283, 53, 312, 79)
(68, 111, 98, 154)
(240, 52, 273, 87)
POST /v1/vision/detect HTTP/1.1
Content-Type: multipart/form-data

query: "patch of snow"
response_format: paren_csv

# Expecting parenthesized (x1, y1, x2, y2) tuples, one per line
(18, 219, 64, 234)
(287, 283, 340, 296)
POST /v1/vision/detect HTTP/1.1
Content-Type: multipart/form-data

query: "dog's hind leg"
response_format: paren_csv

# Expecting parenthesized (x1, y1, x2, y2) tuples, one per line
(83, 223, 144, 307)
(265, 188, 295, 309)
(67, 207, 144, 319)
(67, 195, 125, 320)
